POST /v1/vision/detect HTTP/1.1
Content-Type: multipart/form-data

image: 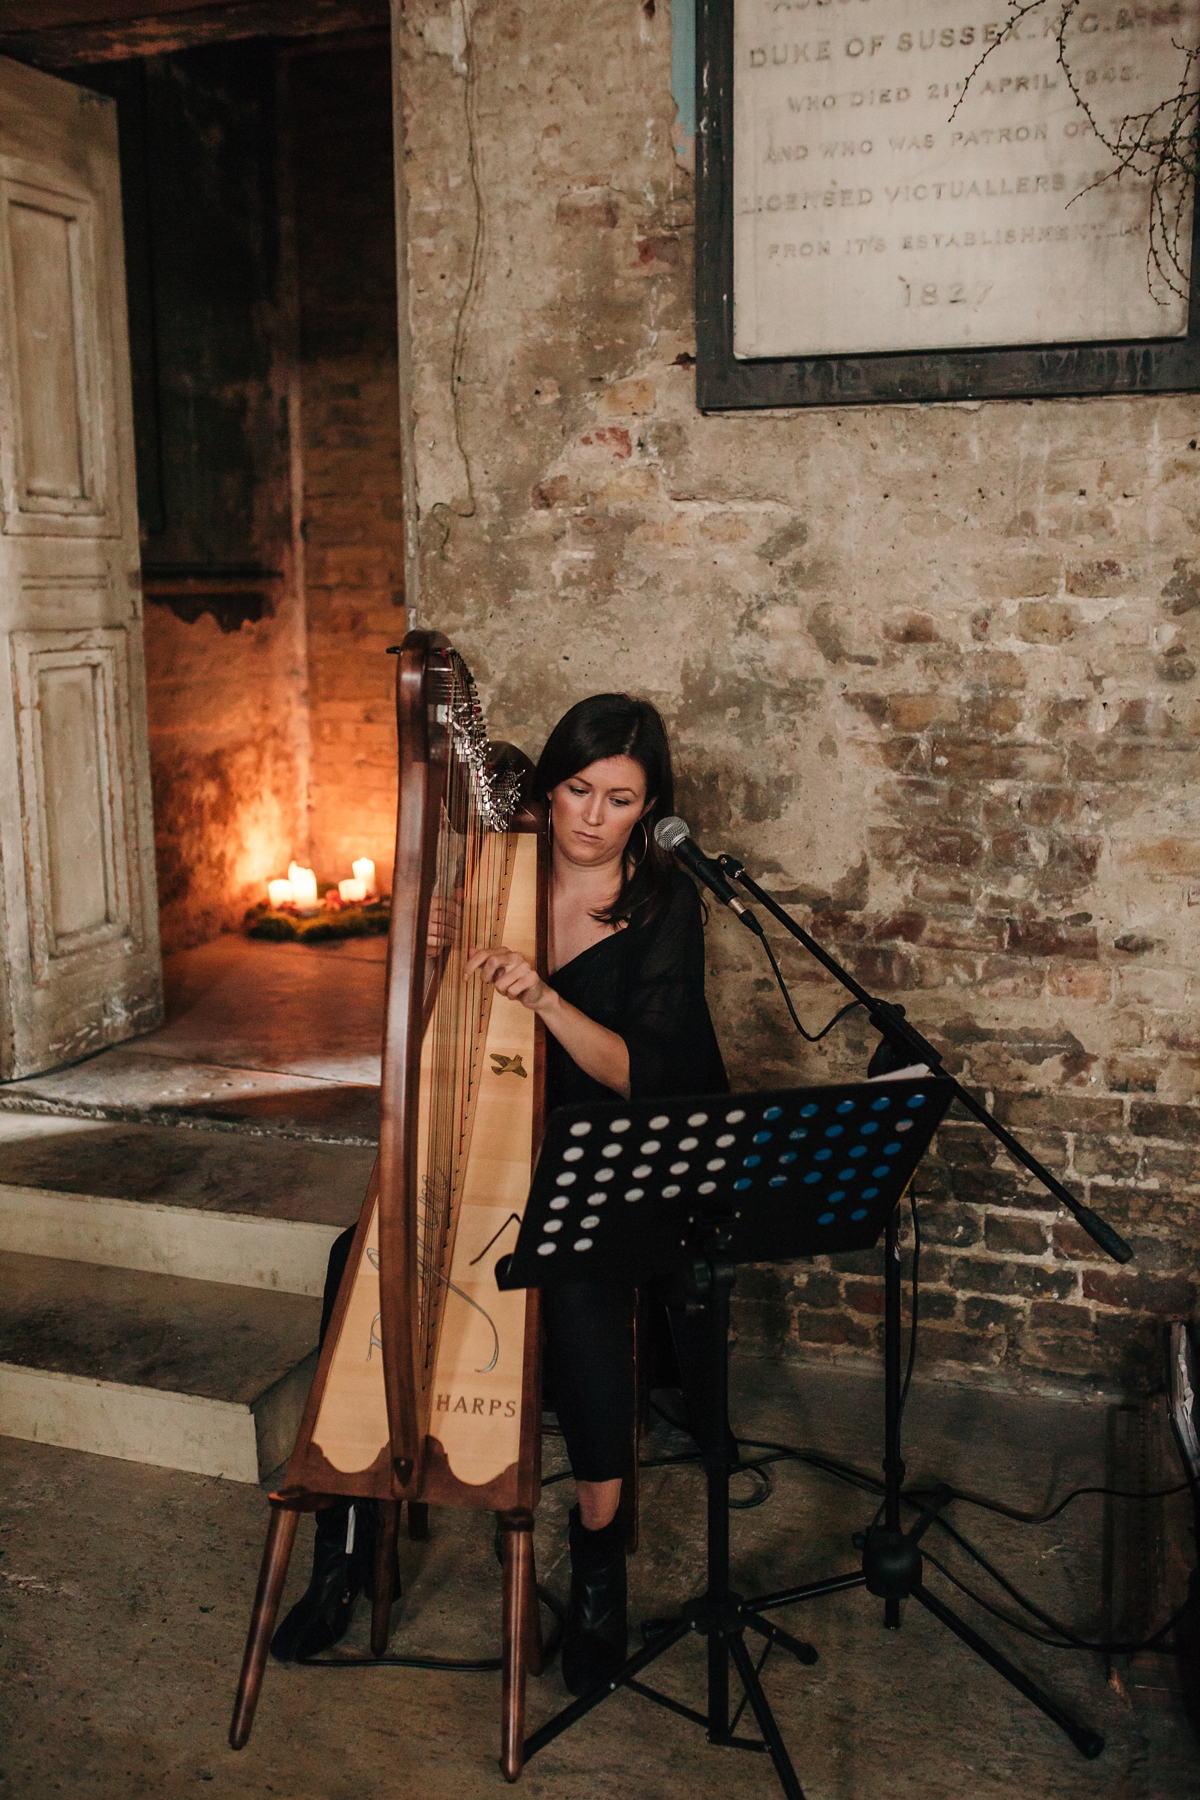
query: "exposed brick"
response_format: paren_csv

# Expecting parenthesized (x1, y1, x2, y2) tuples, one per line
(826, 1247, 886, 1277)
(978, 957, 1047, 998)
(984, 1213, 1050, 1257)
(932, 741, 1065, 782)
(1006, 918, 1099, 959)
(791, 1271, 842, 1309)
(847, 946, 919, 991)
(556, 189, 619, 228)
(1029, 1299, 1092, 1332)
(1019, 599, 1081, 638)
(918, 1324, 1005, 1366)
(398, 3, 1200, 1402)
(992, 1093, 1124, 1134)
(842, 1281, 886, 1316)
(949, 1256, 1077, 1300)
(1103, 1055, 1160, 1094)
(1081, 1269, 1195, 1313)
(910, 828, 987, 868)
(1070, 1137, 1140, 1180)
(1064, 564, 1123, 599)
(1067, 741, 1194, 784)
(1120, 837, 1200, 877)
(790, 1308, 876, 1350)
(882, 610, 940, 644)
(918, 1204, 984, 1248)
(1122, 1233, 1192, 1273)
(1047, 965, 1113, 1002)
(964, 1295, 1025, 1332)
(731, 1267, 792, 1343)
(1050, 1218, 1112, 1261)
(989, 829, 1040, 868)
(1022, 787, 1085, 826)
(1141, 1143, 1200, 1184)
(961, 694, 1024, 735)
(937, 1165, 1023, 1208)
(965, 651, 1027, 690)
(1130, 1101, 1200, 1142)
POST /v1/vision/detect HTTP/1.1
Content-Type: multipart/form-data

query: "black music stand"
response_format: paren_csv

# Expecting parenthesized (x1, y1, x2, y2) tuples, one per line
(713, 852, 1111, 1762)
(497, 1075, 954, 1799)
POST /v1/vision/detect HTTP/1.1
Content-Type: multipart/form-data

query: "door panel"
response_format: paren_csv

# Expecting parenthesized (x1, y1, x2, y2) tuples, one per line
(0, 162, 114, 536)
(13, 627, 138, 973)
(0, 58, 160, 1077)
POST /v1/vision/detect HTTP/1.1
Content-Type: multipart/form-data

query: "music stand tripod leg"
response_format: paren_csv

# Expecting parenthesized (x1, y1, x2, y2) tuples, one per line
(229, 1498, 301, 1750)
(519, 1255, 814, 1799)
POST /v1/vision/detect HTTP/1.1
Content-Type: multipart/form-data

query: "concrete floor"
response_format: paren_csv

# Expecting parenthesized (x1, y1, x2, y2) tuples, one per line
(3, 1357, 1195, 1800)
(1, 937, 388, 1144)
(1, 936, 1195, 1797)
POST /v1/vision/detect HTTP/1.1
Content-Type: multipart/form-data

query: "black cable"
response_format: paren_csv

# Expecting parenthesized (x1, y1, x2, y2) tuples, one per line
(906, 1476, 1191, 1524)
(920, 1546, 1192, 1655)
(898, 1189, 920, 1425)
(733, 1437, 1193, 1656)
(758, 933, 863, 1044)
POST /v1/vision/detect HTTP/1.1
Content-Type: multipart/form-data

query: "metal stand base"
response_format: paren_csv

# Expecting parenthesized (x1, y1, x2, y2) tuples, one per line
(745, 1206, 1105, 1764)
(521, 1256, 819, 1799)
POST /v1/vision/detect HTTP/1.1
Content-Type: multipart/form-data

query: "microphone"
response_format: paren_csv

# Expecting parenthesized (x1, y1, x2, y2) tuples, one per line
(654, 817, 764, 935)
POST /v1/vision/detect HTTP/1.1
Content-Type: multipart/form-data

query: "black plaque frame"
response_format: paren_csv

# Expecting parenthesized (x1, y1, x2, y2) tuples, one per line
(695, 0, 1200, 410)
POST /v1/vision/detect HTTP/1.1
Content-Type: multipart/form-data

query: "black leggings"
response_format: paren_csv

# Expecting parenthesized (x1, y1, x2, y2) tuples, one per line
(320, 1232, 707, 1488)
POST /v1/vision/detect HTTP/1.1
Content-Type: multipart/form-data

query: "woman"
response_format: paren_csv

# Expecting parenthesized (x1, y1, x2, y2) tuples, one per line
(273, 694, 727, 1693)
(466, 694, 728, 1693)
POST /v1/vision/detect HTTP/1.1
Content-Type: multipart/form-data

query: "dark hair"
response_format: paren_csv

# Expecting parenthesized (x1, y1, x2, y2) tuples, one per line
(533, 693, 676, 927)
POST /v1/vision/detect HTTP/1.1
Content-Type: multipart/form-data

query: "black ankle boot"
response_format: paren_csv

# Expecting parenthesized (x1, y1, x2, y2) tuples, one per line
(271, 1501, 376, 1662)
(561, 1506, 627, 1697)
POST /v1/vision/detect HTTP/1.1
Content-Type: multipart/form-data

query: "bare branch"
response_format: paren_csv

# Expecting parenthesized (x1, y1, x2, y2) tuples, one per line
(954, 0, 1199, 301)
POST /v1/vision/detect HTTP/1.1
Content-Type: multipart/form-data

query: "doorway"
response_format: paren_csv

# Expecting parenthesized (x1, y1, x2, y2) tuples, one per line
(23, 5, 406, 958)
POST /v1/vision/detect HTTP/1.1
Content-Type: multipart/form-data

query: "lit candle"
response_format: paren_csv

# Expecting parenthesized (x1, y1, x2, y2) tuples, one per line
(288, 863, 319, 909)
(339, 877, 367, 903)
(352, 857, 376, 896)
(267, 878, 294, 908)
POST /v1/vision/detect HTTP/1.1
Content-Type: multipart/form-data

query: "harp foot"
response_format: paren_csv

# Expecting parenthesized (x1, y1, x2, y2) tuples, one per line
(370, 1501, 402, 1656)
(499, 1509, 538, 1781)
(230, 1500, 300, 1750)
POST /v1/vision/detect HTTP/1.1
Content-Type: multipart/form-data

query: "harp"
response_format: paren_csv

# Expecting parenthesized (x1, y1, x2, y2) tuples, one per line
(229, 632, 547, 1779)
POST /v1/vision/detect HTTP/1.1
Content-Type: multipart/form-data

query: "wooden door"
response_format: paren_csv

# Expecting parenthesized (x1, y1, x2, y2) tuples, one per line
(0, 57, 161, 1079)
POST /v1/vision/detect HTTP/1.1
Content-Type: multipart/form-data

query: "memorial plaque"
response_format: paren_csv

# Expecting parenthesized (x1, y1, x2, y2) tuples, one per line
(731, 0, 1200, 360)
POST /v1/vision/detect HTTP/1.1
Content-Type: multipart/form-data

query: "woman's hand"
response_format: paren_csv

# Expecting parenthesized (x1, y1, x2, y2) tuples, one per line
(427, 892, 462, 954)
(465, 943, 631, 1096)
(464, 945, 549, 1011)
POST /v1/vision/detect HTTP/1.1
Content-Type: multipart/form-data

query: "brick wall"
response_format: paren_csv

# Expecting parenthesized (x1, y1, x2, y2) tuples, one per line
(289, 43, 405, 895)
(393, 0, 1200, 1396)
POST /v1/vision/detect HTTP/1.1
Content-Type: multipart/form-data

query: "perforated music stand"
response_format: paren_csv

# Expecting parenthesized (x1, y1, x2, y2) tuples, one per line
(498, 1075, 954, 1799)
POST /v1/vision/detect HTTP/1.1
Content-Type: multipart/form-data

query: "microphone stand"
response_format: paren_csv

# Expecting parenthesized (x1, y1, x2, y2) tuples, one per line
(716, 851, 1126, 1761)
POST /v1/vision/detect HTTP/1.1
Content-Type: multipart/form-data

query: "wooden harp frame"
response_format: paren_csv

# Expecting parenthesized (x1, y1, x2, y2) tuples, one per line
(231, 632, 549, 1777)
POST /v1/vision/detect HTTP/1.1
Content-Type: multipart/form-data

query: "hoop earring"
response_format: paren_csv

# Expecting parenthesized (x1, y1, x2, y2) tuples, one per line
(627, 819, 649, 869)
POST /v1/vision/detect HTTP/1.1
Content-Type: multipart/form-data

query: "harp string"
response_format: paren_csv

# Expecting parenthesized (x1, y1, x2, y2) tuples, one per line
(415, 658, 514, 1394)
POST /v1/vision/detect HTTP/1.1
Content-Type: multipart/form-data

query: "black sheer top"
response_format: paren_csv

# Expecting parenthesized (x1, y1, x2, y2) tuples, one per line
(544, 868, 729, 1111)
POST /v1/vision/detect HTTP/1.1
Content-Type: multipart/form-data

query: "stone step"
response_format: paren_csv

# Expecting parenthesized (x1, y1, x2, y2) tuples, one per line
(0, 1111, 374, 1223)
(0, 1112, 368, 1294)
(0, 1047, 380, 1143)
(0, 1187, 344, 1298)
(0, 1250, 322, 1483)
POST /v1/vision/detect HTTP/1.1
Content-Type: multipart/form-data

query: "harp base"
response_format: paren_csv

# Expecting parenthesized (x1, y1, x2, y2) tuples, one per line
(228, 1498, 542, 1773)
